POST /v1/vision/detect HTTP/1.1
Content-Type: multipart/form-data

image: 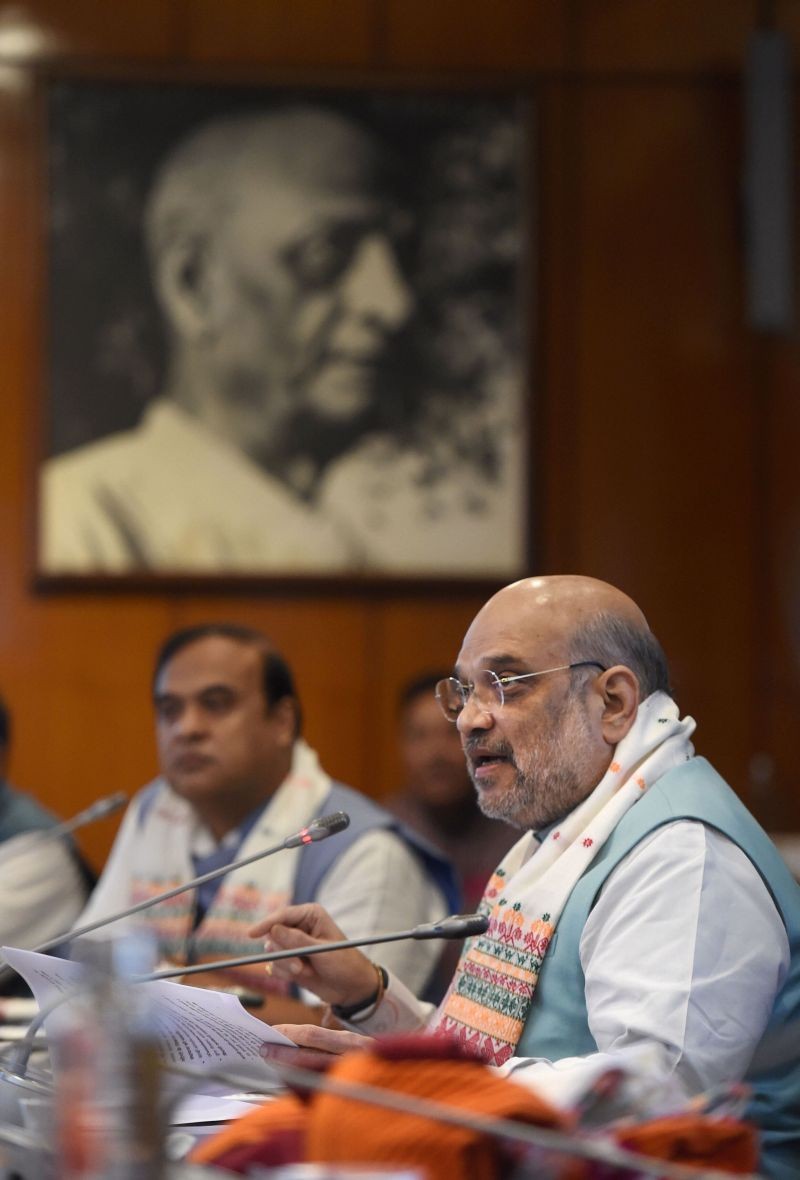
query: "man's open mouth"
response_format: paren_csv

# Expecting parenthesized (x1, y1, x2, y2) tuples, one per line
(468, 748, 513, 779)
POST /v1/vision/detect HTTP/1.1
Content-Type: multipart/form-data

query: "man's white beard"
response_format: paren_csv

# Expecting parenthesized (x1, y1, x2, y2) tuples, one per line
(478, 693, 599, 831)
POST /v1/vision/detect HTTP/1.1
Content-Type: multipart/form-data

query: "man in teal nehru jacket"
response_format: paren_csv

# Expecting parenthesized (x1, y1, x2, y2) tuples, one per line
(253, 576, 800, 1180)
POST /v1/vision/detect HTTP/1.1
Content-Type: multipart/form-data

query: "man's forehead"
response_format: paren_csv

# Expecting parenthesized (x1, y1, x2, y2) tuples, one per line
(228, 177, 385, 256)
(456, 595, 566, 672)
(156, 636, 263, 692)
(241, 113, 383, 191)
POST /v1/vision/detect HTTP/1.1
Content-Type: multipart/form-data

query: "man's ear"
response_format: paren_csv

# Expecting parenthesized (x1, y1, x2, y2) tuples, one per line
(270, 696, 299, 750)
(596, 666, 640, 746)
(153, 233, 222, 340)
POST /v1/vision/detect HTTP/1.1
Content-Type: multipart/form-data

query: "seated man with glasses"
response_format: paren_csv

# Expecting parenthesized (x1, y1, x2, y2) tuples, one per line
(252, 575, 800, 1180)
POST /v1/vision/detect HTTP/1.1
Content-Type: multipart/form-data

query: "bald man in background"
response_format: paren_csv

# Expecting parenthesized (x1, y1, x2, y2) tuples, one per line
(253, 576, 800, 1180)
(41, 106, 413, 573)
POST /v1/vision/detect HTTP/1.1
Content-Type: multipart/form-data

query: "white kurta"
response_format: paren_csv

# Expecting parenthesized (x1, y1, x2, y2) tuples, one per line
(0, 834, 87, 952)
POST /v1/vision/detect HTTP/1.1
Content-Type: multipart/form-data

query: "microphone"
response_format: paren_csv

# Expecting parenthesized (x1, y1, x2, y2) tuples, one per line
(403, 914, 487, 941)
(283, 811, 350, 847)
(0, 792, 127, 862)
(138, 913, 489, 982)
(6, 810, 352, 960)
(41, 791, 128, 840)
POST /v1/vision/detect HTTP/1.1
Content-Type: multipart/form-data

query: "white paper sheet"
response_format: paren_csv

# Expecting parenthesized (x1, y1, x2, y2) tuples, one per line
(1, 945, 294, 1074)
(171, 1086, 274, 1124)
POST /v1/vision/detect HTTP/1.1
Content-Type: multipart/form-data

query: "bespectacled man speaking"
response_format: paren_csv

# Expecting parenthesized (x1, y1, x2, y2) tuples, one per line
(251, 575, 800, 1180)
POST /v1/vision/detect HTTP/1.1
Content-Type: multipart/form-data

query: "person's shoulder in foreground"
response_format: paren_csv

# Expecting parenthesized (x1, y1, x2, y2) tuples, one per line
(0, 693, 89, 969)
(251, 575, 800, 1180)
(76, 622, 455, 1005)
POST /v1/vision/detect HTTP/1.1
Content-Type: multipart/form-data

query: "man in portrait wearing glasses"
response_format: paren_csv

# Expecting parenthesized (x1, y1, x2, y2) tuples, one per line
(251, 576, 800, 1179)
(40, 105, 414, 573)
(76, 623, 457, 1021)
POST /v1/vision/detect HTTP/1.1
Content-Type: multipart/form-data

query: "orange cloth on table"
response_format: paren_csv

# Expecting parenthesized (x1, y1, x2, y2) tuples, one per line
(306, 1044, 572, 1180)
(190, 1035, 759, 1179)
(190, 1093, 306, 1169)
(191, 1036, 569, 1178)
(617, 1113, 759, 1173)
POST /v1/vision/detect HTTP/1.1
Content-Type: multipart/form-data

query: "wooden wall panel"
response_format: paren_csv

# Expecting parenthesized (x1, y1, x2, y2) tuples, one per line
(761, 312, 800, 831)
(535, 83, 584, 574)
(361, 595, 487, 796)
(0, 1, 176, 60)
(574, 0, 755, 73)
(0, 0, 796, 878)
(182, 1, 378, 67)
(384, 0, 567, 71)
(570, 81, 757, 791)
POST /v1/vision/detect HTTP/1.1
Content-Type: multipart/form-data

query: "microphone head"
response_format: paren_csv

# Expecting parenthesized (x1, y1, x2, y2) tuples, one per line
(283, 811, 350, 848)
(85, 792, 128, 821)
(412, 914, 489, 940)
(307, 811, 350, 841)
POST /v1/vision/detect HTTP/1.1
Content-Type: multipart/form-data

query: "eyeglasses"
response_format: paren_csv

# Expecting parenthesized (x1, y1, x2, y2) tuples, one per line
(434, 661, 606, 723)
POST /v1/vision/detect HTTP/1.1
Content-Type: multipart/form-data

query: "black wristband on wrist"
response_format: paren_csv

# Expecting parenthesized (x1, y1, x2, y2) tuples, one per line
(330, 965, 388, 1022)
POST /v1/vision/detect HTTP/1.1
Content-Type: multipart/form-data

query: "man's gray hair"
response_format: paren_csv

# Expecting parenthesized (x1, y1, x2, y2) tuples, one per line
(568, 612, 671, 698)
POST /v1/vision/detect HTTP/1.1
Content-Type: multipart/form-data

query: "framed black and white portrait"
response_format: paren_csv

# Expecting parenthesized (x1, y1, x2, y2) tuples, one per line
(37, 78, 533, 586)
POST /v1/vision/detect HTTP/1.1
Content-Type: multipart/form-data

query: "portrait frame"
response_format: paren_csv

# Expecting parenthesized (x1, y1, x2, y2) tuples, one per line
(32, 70, 536, 594)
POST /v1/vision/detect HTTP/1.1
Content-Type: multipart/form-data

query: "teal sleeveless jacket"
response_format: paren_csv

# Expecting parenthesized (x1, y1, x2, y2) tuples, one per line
(516, 757, 800, 1180)
(0, 781, 57, 843)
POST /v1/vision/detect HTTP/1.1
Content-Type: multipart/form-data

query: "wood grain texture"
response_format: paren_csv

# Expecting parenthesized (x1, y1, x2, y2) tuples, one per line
(0, 0, 176, 61)
(181, 0, 377, 67)
(384, 0, 567, 71)
(573, 0, 755, 74)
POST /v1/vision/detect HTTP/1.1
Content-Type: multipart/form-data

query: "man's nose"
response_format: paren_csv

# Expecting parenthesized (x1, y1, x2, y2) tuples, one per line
(172, 703, 207, 737)
(340, 234, 413, 330)
(456, 693, 494, 738)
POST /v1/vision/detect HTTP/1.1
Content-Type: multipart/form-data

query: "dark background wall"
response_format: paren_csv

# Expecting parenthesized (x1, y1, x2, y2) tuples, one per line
(1, 0, 799, 870)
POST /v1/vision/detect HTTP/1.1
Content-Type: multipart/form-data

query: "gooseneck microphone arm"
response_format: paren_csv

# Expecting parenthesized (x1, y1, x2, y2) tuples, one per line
(36, 792, 128, 842)
(0, 792, 129, 988)
(14, 810, 352, 958)
(0, 793, 128, 862)
(3, 812, 353, 1075)
(6, 914, 482, 1080)
(138, 913, 489, 982)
